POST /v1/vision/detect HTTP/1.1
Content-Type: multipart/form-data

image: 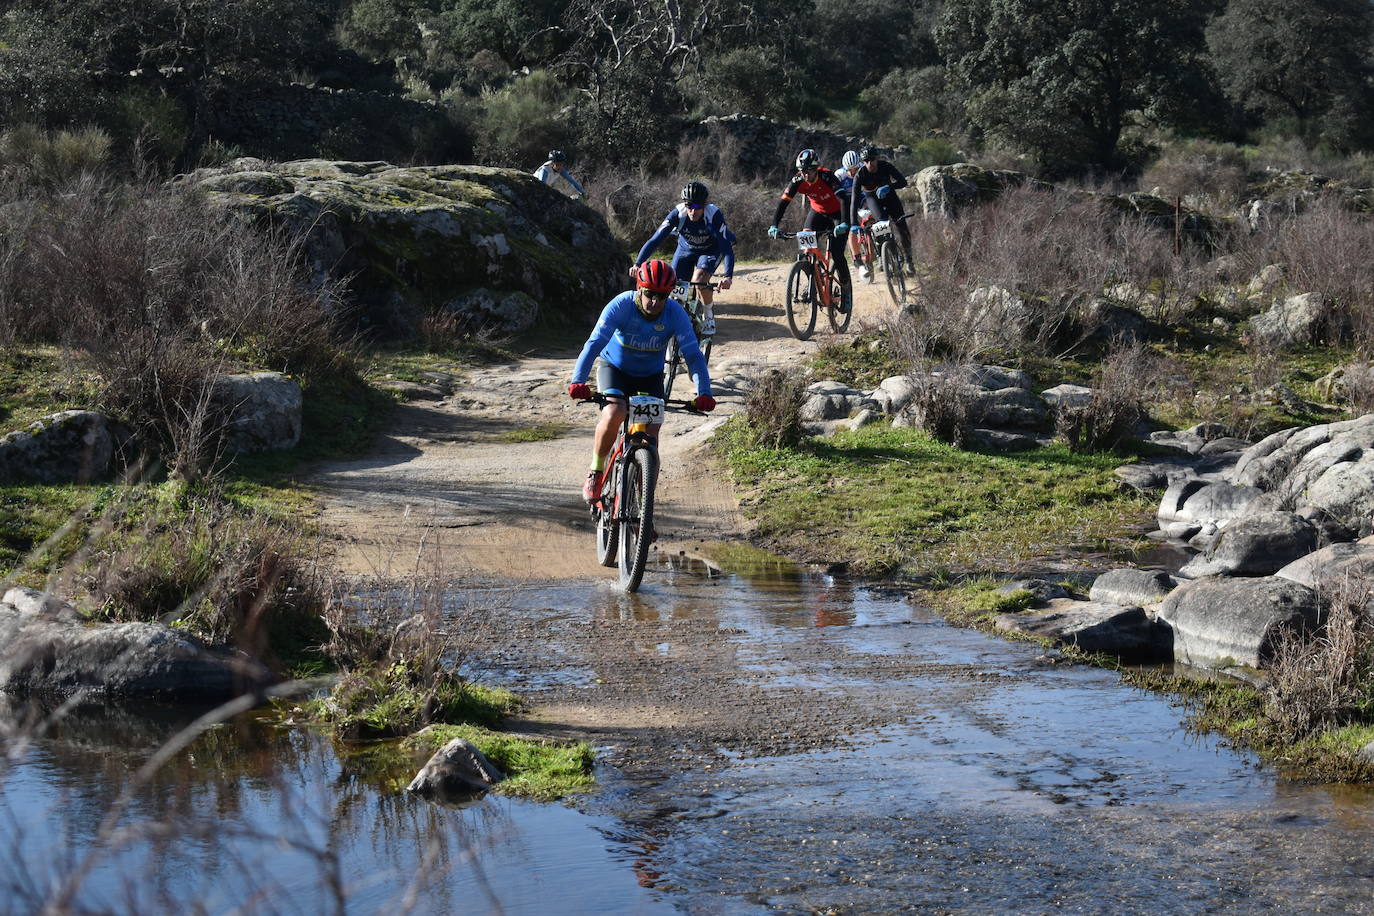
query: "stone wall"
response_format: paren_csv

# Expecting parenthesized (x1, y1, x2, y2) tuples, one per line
(200, 80, 468, 164)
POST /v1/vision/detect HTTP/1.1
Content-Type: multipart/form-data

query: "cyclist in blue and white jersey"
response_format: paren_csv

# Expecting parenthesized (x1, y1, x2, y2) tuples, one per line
(568, 260, 716, 503)
(533, 149, 586, 199)
(633, 180, 735, 336)
(835, 150, 869, 279)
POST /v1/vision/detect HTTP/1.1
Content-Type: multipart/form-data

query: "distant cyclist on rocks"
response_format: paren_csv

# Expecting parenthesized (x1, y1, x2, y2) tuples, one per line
(634, 180, 735, 337)
(567, 259, 716, 504)
(533, 149, 586, 199)
(768, 149, 853, 312)
(849, 144, 914, 273)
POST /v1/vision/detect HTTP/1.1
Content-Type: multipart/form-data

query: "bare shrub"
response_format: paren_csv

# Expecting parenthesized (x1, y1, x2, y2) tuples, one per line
(906, 368, 975, 447)
(0, 174, 351, 477)
(1139, 139, 1250, 212)
(1056, 345, 1160, 453)
(1265, 576, 1374, 744)
(743, 367, 809, 449)
(901, 185, 1204, 360)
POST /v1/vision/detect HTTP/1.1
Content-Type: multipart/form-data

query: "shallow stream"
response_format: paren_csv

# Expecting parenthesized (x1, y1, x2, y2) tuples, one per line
(4, 551, 1374, 913)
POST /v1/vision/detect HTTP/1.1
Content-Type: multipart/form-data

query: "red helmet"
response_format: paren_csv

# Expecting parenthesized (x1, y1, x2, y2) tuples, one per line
(634, 259, 676, 293)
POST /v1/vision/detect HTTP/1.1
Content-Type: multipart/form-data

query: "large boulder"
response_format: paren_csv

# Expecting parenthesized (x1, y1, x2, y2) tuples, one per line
(0, 410, 115, 485)
(188, 160, 625, 335)
(1155, 577, 1320, 668)
(1176, 511, 1318, 578)
(1157, 479, 1262, 527)
(914, 163, 1033, 219)
(1299, 461, 1374, 532)
(966, 386, 1050, 429)
(1245, 292, 1335, 348)
(212, 371, 303, 454)
(0, 591, 274, 698)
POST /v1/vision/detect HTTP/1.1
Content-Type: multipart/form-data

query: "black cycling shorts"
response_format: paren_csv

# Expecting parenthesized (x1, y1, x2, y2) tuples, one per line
(597, 361, 665, 401)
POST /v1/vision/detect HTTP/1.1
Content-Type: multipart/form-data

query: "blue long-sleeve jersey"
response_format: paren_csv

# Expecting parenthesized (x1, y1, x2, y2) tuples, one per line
(635, 204, 736, 278)
(572, 291, 712, 397)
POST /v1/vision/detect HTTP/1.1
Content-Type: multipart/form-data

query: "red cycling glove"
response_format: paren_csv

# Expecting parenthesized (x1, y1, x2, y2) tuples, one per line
(693, 395, 716, 413)
(568, 382, 592, 400)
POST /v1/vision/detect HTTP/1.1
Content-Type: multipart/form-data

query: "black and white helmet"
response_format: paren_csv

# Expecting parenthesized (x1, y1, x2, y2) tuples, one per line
(795, 148, 819, 171)
(548, 149, 567, 163)
(681, 180, 709, 205)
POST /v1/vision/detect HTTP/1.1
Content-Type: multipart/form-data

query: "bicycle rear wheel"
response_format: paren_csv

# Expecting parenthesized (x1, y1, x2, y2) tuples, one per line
(663, 336, 682, 400)
(785, 259, 817, 340)
(828, 276, 852, 333)
(881, 240, 908, 307)
(617, 447, 657, 591)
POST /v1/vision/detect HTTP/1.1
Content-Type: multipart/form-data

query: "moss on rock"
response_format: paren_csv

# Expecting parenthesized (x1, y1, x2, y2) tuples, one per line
(190, 160, 626, 337)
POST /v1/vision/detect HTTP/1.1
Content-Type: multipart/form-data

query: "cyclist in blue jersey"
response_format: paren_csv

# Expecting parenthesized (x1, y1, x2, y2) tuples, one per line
(835, 150, 869, 279)
(568, 259, 716, 503)
(633, 180, 735, 336)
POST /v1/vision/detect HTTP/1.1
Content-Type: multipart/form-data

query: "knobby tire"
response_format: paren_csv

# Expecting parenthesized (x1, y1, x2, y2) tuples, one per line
(881, 240, 907, 307)
(594, 457, 619, 567)
(785, 259, 817, 340)
(828, 274, 852, 333)
(663, 336, 682, 400)
(618, 446, 657, 591)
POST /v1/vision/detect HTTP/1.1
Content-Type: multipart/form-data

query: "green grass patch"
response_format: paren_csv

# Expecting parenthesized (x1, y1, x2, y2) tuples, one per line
(307, 664, 521, 740)
(407, 724, 596, 801)
(716, 421, 1153, 575)
(0, 483, 109, 584)
(0, 347, 102, 435)
(494, 423, 571, 443)
(810, 333, 905, 389)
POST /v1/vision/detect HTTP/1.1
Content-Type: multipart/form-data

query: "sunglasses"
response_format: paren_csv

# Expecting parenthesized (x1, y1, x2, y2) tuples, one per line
(640, 289, 668, 301)
(685, 202, 704, 210)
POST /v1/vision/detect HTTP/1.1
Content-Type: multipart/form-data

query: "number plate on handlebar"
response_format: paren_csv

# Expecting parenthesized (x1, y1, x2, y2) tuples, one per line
(795, 230, 819, 251)
(871, 220, 892, 240)
(628, 395, 665, 426)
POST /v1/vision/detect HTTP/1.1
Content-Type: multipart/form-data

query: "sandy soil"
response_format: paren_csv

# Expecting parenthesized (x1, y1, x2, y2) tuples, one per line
(310, 261, 900, 580)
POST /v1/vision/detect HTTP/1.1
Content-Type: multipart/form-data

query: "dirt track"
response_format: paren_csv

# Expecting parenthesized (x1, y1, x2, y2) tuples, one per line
(311, 261, 899, 580)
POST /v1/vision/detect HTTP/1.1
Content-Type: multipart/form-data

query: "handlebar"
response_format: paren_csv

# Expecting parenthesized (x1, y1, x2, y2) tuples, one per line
(577, 393, 709, 415)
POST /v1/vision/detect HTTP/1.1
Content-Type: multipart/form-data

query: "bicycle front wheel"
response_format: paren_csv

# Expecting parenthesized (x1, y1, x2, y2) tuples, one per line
(663, 336, 682, 400)
(881, 240, 908, 307)
(618, 446, 657, 591)
(785, 259, 817, 340)
(594, 463, 618, 567)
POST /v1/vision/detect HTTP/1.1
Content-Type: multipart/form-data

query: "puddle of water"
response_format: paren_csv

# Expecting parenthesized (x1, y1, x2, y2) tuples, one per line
(0, 702, 670, 914)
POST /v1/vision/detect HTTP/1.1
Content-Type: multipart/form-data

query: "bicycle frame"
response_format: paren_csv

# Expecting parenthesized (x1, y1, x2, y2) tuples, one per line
(793, 231, 836, 308)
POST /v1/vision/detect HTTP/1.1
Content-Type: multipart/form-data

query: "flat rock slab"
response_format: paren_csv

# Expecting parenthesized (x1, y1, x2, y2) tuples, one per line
(1273, 540, 1374, 591)
(1156, 577, 1319, 669)
(994, 599, 1169, 662)
(0, 596, 274, 699)
(1176, 511, 1318, 578)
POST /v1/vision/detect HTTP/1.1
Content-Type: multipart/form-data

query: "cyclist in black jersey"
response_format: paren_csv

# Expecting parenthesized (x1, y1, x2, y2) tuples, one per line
(849, 145, 914, 273)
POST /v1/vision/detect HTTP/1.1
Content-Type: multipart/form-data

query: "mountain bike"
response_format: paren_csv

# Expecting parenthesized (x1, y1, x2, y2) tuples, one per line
(777, 230, 851, 340)
(870, 214, 913, 307)
(581, 393, 700, 591)
(663, 280, 715, 401)
(853, 208, 879, 284)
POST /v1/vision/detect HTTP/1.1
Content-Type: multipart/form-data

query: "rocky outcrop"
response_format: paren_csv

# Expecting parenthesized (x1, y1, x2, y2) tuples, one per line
(0, 410, 117, 485)
(1245, 293, 1337, 349)
(0, 588, 274, 699)
(1088, 569, 1177, 608)
(187, 159, 625, 336)
(1176, 511, 1318, 578)
(212, 371, 303, 454)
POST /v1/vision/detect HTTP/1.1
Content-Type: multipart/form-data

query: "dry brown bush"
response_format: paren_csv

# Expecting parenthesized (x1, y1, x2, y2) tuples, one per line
(1056, 345, 1161, 453)
(0, 174, 351, 478)
(906, 368, 974, 447)
(901, 186, 1205, 360)
(1265, 575, 1374, 744)
(742, 367, 809, 449)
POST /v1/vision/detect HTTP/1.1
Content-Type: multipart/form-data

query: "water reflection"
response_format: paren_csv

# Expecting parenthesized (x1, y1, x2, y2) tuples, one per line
(0, 699, 668, 913)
